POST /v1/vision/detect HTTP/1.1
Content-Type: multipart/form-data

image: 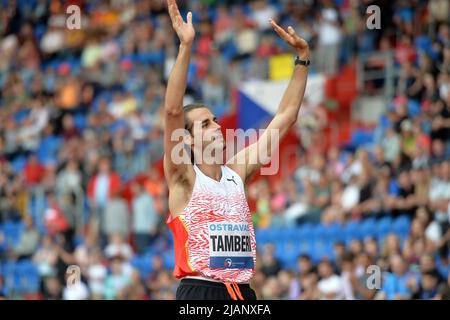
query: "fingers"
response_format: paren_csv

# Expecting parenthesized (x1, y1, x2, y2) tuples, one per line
(168, 0, 182, 24)
(288, 26, 306, 45)
(270, 19, 294, 43)
(269, 19, 284, 35)
(167, 0, 178, 12)
(270, 20, 287, 37)
(288, 25, 304, 43)
(187, 11, 192, 25)
(168, 4, 177, 21)
(287, 26, 296, 37)
(272, 25, 284, 38)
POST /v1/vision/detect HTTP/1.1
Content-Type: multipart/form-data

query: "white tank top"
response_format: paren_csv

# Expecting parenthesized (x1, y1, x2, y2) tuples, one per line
(174, 165, 256, 283)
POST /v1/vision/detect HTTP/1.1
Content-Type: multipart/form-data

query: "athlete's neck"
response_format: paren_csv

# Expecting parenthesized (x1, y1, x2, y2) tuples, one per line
(196, 163, 222, 182)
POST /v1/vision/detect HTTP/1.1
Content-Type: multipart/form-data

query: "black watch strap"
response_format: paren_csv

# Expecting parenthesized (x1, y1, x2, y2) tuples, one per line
(295, 56, 310, 67)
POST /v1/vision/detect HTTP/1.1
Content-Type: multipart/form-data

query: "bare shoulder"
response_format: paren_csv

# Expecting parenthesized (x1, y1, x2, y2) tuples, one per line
(164, 156, 196, 218)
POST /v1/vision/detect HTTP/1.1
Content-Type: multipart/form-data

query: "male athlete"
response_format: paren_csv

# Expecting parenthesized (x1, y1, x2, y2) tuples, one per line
(164, 0, 309, 300)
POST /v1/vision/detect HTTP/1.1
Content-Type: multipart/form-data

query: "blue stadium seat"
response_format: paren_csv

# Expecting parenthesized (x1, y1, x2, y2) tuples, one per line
(298, 238, 313, 257)
(350, 129, 375, 149)
(2, 221, 18, 248)
(11, 156, 27, 174)
(2, 261, 15, 277)
(38, 136, 62, 163)
(92, 91, 114, 112)
(135, 51, 164, 65)
(131, 256, 148, 279)
(276, 240, 300, 268)
(389, 180, 399, 196)
(298, 223, 315, 241)
(265, 228, 283, 243)
(393, 215, 411, 238)
(375, 216, 393, 240)
(2, 261, 16, 294)
(311, 239, 333, 263)
(360, 217, 377, 238)
(319, 223, 344, 242)
(13, 108, 30, 124)
(130, 256, 141, 269)
(74, 113, 87, 130)
(16, 260, 38, 276)
(14, 272, 22, 292)
(343, 220, 361, 242)
(15, 260, 39, 293)
(255, 229, 270, 245)
(379, 114, 390, 131)
(162, 250, 175, 270)
(23, 274, 40, 293)
(313, 224, 327, 241)
(134, 254, 155, 279)
(407, 100, 420, 118)
(277, 227, 297, 242)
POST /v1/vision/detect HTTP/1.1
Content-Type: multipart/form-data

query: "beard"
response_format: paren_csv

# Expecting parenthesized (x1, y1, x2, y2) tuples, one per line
(201, 136, 226, 165)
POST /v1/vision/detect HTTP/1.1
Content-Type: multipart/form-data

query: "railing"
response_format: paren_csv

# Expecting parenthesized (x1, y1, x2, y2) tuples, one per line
(356, 49, 397, 100)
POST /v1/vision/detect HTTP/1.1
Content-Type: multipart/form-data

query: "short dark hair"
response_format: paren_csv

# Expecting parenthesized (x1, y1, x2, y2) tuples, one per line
(298, 254, 311, 262)
(183, 103, 209, 133)
(342, 252, 355, 263)
(422, 269, 440, 280)
(183, 104, 210, 164)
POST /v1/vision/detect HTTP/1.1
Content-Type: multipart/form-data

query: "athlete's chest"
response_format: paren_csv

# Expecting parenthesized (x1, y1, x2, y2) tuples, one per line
(188, 175, 247, 217)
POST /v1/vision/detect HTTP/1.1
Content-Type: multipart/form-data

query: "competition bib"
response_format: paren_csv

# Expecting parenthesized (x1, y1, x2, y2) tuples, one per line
(208, 222, 254, 269)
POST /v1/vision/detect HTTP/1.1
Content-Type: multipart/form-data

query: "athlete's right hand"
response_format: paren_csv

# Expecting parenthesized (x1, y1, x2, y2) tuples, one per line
(167, 0, 195, 45)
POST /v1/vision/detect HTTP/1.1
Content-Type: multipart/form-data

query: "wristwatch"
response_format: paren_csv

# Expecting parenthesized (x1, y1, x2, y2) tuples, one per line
(295, 56, 310, 67)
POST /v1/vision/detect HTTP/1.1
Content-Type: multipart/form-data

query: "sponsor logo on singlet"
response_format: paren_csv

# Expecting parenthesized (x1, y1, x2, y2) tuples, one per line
(208, 222, 254, 269)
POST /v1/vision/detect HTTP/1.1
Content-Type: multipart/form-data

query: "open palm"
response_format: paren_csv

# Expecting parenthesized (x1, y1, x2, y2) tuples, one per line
(168, 0, 195, 45)
(270, 19, 309, 59)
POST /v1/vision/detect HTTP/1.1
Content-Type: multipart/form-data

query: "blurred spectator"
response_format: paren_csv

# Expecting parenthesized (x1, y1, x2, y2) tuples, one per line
(56, 159, 83, 195)
(125, 269, 147, 300)
(317, 259, 343, 299)
(87, 156, 122, 218)
(103, 256, 131, 300)
(24, 155, 45, 187)
(101, 189, 130, 242)
(63, 279, 90, 300)
(33, 235, 58, 279)
(12, 215, 40, 260)
(315, 6, 342, 75)
(131, 182, 159, 254)
(61, 114, 81, 141)
(260, 243, 282, 277)
(410, 269, 441, 299)
(104, 234, 133, 262)
(376, 254, 419, 300)
(86, 247, 108, 300)
(74, 232, 98, 276)
(42, 276, 63, 300)
(44, 191, 70, 237)
(250, 0, 279, 31)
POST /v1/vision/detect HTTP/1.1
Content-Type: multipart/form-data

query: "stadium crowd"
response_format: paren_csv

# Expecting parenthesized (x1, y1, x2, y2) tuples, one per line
(0, 0, 449, 300)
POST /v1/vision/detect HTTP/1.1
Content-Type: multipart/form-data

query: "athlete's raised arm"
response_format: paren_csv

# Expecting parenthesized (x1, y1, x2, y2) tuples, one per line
(163, 0, 195, 186)
(228, 20, 309, 182)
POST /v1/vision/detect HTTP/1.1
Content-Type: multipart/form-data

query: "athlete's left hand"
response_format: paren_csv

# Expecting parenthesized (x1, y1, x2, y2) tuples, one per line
(269, 19, 309, 60)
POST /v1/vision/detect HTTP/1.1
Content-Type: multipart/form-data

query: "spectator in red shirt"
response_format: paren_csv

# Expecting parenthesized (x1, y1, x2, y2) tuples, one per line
(44, 191, 69, 237)
(395, 35, 417, 65)
(87, 156, 122, 215)
(24, 154, 45, 186)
